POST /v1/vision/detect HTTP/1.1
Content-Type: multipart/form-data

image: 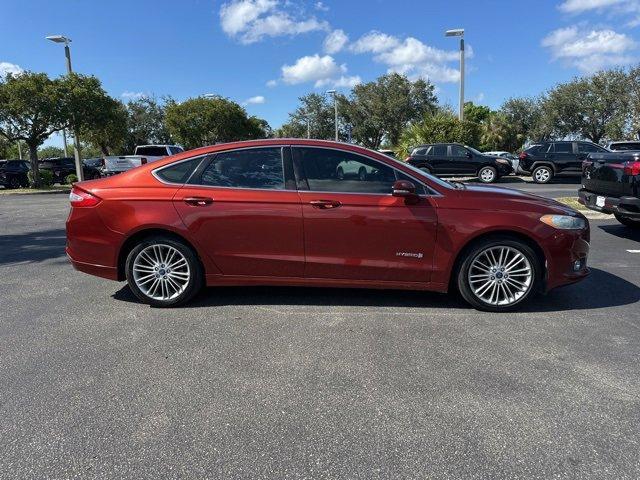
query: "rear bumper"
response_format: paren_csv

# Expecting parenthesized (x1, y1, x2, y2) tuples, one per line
(578, 189, 640, 219)
(67, 249, 118, 280)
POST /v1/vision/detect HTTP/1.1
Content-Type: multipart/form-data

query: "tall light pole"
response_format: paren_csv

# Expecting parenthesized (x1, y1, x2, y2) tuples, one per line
(46, 35, 84, 181)
(326, 89, 338, 141)
(445, 28, 465, 122)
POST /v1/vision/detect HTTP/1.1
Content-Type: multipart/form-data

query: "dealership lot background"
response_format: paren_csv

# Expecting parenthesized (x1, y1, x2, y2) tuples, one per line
(1, 181, 638, 478)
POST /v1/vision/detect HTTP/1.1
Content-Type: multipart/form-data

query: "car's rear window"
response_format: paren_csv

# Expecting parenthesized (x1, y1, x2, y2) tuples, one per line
(137, 146, 169, 157)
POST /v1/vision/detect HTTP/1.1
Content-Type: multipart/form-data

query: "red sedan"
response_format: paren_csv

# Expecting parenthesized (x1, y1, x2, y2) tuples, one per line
(66, 140, 590, 312)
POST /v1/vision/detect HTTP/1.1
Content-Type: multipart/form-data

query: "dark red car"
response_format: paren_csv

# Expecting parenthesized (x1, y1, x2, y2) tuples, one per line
(66, 140, 590, 312)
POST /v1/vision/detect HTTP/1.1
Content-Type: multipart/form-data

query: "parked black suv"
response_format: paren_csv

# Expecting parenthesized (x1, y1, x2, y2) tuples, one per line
(519, 141, 609, 183)
(405, 143, 513, 183)
(0, 160, 30, 189)
(39, 157, 102, 184)
(579, 151, 640, 228)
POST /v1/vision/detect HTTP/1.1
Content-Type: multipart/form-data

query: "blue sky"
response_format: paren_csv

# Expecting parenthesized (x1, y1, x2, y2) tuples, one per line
(1, 0, 639, 147)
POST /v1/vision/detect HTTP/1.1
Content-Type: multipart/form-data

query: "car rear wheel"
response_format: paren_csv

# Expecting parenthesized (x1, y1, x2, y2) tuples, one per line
(532, 166, 553, 184)
(614, 214, 640, 228)
(457, 237, 539, 312)
(478, 166, 497, 183)
(125, 235, 203, 307)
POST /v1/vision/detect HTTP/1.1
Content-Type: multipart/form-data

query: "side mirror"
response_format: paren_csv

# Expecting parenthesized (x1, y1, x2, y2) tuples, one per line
(392, 180, 420, 204)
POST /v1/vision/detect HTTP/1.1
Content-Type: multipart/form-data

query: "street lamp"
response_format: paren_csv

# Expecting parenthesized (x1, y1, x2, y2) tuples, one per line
(46, 35, 84, 181)
(445, 28, 465, 122)
(326, 89, 338, 141)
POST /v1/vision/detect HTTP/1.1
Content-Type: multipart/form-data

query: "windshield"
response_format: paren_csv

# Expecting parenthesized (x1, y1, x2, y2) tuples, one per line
(465, 146, 484, 155)
(400, 161, 453, 190)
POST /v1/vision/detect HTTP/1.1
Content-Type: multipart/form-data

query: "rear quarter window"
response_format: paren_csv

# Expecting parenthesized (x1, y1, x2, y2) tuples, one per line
(154, 157, 204, 184)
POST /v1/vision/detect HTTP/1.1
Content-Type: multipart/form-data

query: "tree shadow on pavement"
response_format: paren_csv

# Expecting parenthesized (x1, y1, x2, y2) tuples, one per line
(113, 267, 638, 313)
(598, 224, 640, 242)
(0, 228, 67, 266)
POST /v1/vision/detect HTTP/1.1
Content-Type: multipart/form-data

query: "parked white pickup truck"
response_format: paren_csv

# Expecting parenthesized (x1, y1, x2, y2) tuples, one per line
(102, 145, 183, 174)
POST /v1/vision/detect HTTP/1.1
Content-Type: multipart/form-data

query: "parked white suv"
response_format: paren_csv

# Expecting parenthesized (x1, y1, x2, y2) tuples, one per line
(103, 145, 183, 174)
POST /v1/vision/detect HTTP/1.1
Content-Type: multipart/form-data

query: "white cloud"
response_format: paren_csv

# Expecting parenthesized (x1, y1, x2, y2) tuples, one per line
(323, 29, 348, 54)
(219, 0, 329, 44)
(350, 31, 400, 54)
(266, 79, 278, 87)
(281, 54, 345, 86)
(0, 62, 23, 78)
(243, 95, 266, 105)
(558, 0, 640, 26)
(559, 0, 625, 13)
(315, 1, 329, 11)
(542, 26, 636, 72)
(121, 91, 147, 100)
(316, 75, 362, 88)
(350, 31, 467, 83)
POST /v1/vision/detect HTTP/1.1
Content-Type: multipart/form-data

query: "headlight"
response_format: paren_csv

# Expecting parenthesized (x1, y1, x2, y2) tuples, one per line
(540, 214, 586, 230)
(496, 158, 510, 165)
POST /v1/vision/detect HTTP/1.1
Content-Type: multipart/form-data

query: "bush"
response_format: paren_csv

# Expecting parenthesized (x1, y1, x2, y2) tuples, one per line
(28, 169, 53, 188)
(65, 174, 78, 185)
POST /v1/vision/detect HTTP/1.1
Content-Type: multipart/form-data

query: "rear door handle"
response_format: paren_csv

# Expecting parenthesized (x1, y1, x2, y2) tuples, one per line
(184, 196, 214, 206)
(309, 199, 342, 209)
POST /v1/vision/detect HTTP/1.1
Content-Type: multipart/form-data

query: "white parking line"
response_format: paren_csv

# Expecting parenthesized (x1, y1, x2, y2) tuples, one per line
(626, 250, 640, 253)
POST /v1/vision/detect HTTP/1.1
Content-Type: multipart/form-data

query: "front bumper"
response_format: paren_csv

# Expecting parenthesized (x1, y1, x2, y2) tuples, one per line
(578, 189, 640, 219)
(544, 225, 590, 291)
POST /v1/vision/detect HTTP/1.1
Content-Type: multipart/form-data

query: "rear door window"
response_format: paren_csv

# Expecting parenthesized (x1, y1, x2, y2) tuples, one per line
(430, 145, 446, 156)
(554, 143, 573, 154)
(196, 147, 285, 190)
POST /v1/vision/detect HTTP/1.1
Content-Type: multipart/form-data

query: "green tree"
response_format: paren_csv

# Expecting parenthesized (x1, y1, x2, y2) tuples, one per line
(479, 113, 515, 151)
(83, 98, 128, 155)
(340, 73, 438, 148)
(464, 102, 493, 124)
(276, 93, 335, 140)
(38, 145, 66, 158)
(165, 95, 269, 149)
(626, 66, 640, 139)
(396, 111, 480, 158)
(545, 69, 629, 144)
(0, 72, 67, 186)
(124, 96, 172, 153)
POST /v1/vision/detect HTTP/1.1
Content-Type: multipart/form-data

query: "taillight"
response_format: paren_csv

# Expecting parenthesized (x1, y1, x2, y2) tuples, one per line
(519, 152, 528, 160)
(140, 157, 148, 165)
(623, 161, 640, 176)
(69, 186, 101, 207)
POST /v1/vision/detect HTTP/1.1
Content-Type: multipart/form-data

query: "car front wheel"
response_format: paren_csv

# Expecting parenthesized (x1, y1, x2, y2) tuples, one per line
(532, 166, 553, 184)
(457, 237, 539, 312)
(125, 235, 203, 307)
(478, 166, 498, 183)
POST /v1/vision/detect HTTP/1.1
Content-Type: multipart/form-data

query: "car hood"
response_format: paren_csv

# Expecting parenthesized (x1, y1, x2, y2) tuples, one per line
(451, 184, 580, 215)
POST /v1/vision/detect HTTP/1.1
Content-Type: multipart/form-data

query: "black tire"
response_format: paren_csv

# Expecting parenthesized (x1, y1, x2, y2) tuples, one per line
(478, 166, 498, 183)
(532, 165, 553, 184)
(336, 167, 344, 180)
(125, 235, 203, 307)
(8, 177, 20, 189)
(456, 236, 541, 312)
(358, 166, 367, 181)
(614, 214, 640, 228)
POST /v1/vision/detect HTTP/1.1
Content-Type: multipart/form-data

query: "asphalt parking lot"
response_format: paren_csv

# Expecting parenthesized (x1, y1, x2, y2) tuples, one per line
(1, 180, 639, 479)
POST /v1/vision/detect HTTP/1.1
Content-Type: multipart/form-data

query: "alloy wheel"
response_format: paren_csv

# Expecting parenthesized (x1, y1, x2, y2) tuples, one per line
(534, 168, 551, 183)
(479, 168, 496, 183)
(468, 245, 533, 306)
(132, 244, 191, 301)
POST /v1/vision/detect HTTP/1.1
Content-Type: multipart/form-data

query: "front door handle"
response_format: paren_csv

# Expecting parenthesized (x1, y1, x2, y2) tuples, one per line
(184, 196, 214, 206)
(309, 199, 342, 209)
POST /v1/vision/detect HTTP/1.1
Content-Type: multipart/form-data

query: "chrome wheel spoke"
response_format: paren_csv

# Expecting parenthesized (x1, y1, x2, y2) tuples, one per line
(468, 245, 533, 306)
(132, 244, 191, 301)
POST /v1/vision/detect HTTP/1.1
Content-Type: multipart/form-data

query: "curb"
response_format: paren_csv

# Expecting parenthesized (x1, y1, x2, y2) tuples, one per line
(0, 189, 71, 196)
